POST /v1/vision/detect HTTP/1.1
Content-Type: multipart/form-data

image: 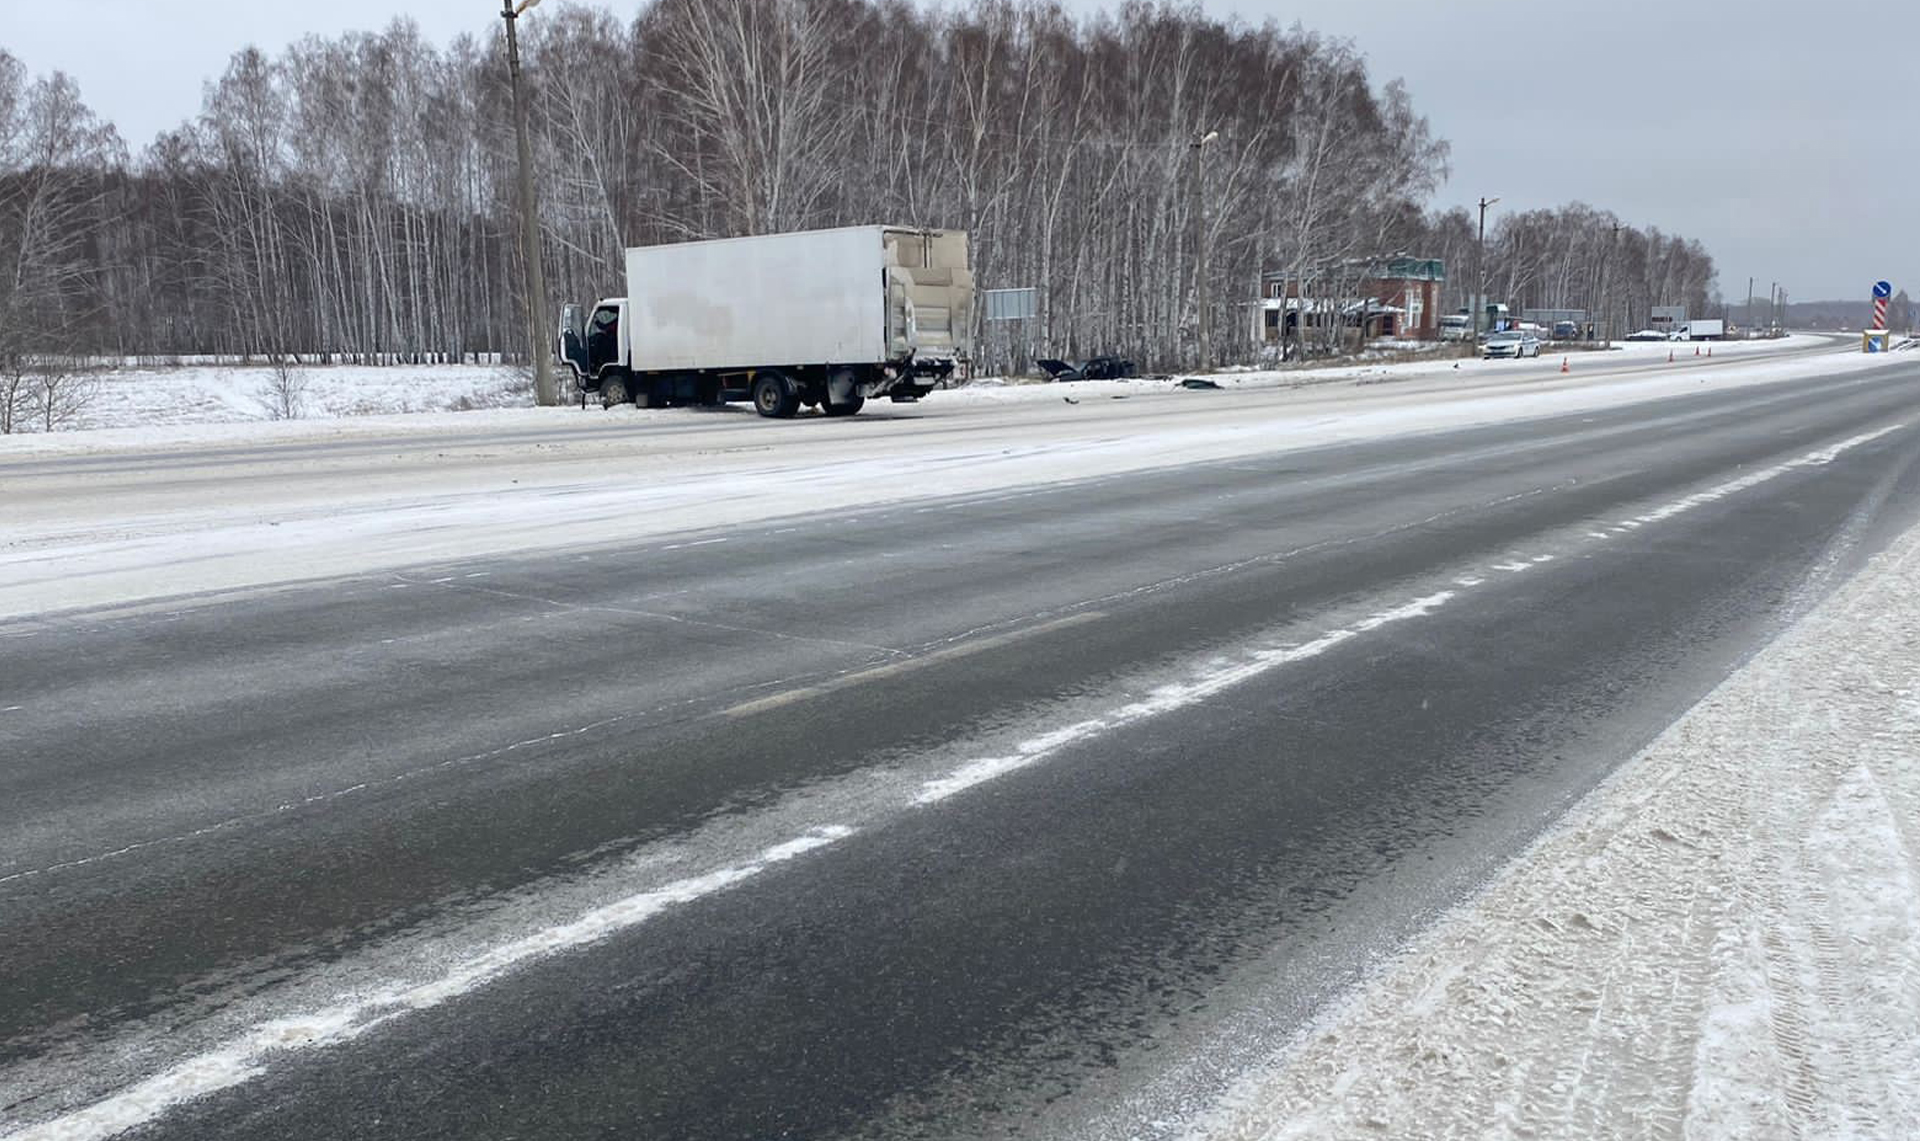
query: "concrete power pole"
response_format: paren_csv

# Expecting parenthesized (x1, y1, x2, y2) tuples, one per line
(1476, 196, 1500, 335)
(1191, 130, 1218, 370)
(504, 0, 557, 407)
(1596, 221, 1619, 343)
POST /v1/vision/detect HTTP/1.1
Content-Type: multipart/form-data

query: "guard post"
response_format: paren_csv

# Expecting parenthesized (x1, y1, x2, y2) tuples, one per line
(1866, 279, 1893, 352)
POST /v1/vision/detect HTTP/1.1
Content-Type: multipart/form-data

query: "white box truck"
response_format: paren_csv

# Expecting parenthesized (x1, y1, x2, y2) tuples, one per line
(556, 226, 974, 417)
(1683, 319, 1725, 340)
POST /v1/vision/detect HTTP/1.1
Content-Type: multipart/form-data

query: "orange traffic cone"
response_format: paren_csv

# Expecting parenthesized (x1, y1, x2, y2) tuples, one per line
(1707, 345, 1713, 357)
(1694, 345, 1700, 356)
(1668, 350, 1675, 363)
(1560, 356, 1570, 374)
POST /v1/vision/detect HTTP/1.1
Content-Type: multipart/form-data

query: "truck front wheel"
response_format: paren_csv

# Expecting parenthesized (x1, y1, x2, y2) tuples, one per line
(751, 371, 800, 418)
(600, 374, 632, 408)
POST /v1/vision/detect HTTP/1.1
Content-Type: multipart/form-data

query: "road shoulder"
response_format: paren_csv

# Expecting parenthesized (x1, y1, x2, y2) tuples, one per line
(1195, 519, 1920, 1139)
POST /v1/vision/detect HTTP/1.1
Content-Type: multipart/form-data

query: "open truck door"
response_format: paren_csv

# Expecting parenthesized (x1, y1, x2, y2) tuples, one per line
(556, 303, 589, 386)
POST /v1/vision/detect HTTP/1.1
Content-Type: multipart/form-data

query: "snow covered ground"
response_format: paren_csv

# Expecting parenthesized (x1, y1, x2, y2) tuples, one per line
(1191, 521, 1920, 1140)
(36, 362, 533, 430)
(0, 335, 1824, 452)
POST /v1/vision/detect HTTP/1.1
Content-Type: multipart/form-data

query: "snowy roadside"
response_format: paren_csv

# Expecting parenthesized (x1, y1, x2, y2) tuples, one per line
(0, 338, 1900, 622)
(0, 336, 1829, 456)
(1190, 522, 1920, 1139)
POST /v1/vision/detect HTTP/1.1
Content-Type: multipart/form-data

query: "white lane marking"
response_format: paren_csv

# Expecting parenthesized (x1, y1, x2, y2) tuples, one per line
(662, 538, 729, 551)
(1587, 531, 1612, 540)
(914, 591, 1457, 806)
(1630, 424, 1903, 526)
(2, 704, 22, 713)
(724, 612, 1105, 718)
(909, 422, 1910, 809)
(5, 827, 854, 1141)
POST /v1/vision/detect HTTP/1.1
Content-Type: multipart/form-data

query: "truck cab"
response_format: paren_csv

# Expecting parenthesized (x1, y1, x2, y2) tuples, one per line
(557, 299, 627, 394)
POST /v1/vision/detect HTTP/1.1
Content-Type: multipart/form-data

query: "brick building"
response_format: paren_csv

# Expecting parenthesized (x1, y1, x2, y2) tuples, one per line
(1256, 256, 1448, 344)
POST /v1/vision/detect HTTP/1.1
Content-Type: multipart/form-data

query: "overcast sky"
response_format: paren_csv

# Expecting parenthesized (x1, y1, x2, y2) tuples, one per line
(9, 0, 1901, 300)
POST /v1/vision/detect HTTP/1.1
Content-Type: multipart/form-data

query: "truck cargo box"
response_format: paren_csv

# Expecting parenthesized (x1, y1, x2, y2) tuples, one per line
(622, 226, 972, 373)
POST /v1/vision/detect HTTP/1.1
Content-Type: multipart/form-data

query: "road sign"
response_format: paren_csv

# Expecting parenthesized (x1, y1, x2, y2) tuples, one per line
(983, 287, 1038, 322)
(1871, 281, 1893, 329)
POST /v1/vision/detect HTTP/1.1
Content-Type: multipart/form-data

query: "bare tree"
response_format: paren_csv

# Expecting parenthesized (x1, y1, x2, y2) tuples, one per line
(257, 357, 310, 420)
(35, 360, 98, 431)
(0, 2, 1720, 373)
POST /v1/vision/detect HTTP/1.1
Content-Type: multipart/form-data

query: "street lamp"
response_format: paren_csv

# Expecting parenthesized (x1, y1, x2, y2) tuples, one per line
(1475, 195, 1500, 336)
(1192, 129, 1219, 369)
(503, 0, 557, 406)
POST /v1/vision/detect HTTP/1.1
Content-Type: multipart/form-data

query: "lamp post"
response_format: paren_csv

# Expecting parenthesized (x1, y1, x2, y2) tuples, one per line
(1475, 195, 1500, 336)
(503, 0, 557, 406)
(1191, 129, 1218, 369)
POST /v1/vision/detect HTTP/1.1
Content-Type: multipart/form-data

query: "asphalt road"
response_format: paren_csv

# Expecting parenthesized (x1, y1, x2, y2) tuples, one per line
(4, 357, 1920, 1139)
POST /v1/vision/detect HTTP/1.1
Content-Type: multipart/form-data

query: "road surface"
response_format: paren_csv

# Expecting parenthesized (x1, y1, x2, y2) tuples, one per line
(3, 348, 1919, 1139)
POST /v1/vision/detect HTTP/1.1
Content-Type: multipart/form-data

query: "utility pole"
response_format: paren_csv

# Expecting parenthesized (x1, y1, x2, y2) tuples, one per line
(1746, 276, 1755, 340)
(1770, 281, 1779, 335)
(1475, 195, 1500, 335)
(503, 0, 557, 406)
(1596, 221, 1620, 343)
(1191, 129, 1218, 369)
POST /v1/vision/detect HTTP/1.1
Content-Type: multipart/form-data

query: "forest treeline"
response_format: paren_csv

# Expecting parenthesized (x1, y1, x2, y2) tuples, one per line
(1, 0, 1719, 374)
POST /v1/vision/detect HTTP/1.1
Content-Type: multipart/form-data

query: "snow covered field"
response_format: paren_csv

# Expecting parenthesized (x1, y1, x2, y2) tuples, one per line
(1194, 522, 1920, 1140)
(36, 362, 532, 431)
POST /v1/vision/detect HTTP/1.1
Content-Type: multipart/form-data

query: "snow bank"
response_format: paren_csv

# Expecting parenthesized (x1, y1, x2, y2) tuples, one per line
(1192, 522, 1920, 1140)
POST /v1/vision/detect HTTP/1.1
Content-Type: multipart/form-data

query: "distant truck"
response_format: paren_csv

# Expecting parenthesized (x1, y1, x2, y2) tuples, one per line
(1683, 319, 1725, 340)
(556, 226, 974, 417)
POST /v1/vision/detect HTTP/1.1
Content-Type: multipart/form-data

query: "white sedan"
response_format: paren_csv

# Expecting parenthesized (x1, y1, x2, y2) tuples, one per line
(1482, 330, 1542, 359)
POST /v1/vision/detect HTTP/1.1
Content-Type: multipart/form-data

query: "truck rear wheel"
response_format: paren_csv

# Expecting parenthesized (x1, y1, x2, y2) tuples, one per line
(751, 371, 800, 418)
(822, 367, 865, 416)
